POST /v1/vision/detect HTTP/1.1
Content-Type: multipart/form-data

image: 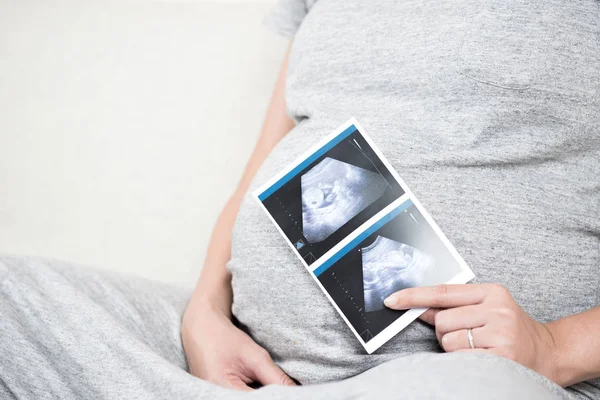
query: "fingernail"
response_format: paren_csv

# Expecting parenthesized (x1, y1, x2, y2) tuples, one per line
(384, 294, 398, 307)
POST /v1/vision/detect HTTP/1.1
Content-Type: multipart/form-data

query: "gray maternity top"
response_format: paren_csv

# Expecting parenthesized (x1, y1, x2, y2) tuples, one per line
(228, 0, 600, 397)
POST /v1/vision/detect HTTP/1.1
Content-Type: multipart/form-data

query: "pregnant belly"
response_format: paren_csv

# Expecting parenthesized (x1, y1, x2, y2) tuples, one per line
(227, 119, 597, 384)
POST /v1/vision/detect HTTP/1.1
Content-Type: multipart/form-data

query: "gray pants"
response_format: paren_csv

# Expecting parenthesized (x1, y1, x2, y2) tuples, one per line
(0, 256, 573, 399)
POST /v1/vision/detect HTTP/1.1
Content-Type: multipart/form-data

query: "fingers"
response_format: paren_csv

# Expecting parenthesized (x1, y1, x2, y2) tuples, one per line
(255, 362, 296, 387)
(440, 326, 496, 352)
(418, 308, 441, 325)
(222, 375, 254, 392)
(250, 352, 296, 387)
(384, 284, 490, 310)
(433, 305, 487, 341)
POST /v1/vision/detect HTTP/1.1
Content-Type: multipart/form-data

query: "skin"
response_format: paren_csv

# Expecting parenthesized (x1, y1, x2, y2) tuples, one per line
(182, 46, 600, 390)
(384, 284, 600, 387)
(181, 46, 296, 390)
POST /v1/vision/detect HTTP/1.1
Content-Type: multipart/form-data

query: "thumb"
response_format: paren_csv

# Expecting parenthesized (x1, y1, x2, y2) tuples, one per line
(252, 356, 296, 387)
(222, 375, 254, 392)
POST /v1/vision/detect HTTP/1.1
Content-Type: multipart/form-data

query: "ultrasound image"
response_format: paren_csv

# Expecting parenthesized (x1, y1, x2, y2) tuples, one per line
(362, 236, 436, 312)
(259, 128, 405, 265)
(301, 157, 388, 243)
(315, 199, 467, 345)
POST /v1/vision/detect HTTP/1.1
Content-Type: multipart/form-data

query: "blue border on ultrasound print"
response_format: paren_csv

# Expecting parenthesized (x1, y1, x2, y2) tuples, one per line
(257, 124, 358, 201)
(313, 199, 415, 277)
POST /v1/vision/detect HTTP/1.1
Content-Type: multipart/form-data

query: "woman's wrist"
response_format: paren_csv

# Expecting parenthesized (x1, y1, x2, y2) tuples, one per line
(544, 311, 599, 388)
(537, 321, 563, 386)
(183, 291, 232, 337)
(544, 320, 574, 387)
(186, 291, 231, 321)
(187, 266, 234, 320)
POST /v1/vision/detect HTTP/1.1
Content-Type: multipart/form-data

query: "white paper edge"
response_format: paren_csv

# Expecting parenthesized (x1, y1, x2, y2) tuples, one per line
(252, 117, 475, 353)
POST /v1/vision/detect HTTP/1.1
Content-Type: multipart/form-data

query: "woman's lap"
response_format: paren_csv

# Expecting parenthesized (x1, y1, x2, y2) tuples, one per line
(0, 257, 571, 399)
(0, 256, 208, 399)
(262, 352, 568, 400)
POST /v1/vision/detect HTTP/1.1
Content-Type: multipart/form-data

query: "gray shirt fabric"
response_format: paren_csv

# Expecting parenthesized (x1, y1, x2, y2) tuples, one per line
(228, 0, 600, 396)
(0, 256, 573, 399)
(0, 2, 598, 399)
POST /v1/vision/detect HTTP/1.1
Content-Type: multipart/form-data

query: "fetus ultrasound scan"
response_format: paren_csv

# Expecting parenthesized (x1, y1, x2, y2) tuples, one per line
(255, 119, 474, 352)
(258, 126, 404, 265)
(316, 203, 464, 343)
(362, 236, 436, 312)
(302, 157, 389, 243)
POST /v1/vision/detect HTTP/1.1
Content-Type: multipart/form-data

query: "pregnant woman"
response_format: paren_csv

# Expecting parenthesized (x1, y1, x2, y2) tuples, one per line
(1, 0, 599, 399)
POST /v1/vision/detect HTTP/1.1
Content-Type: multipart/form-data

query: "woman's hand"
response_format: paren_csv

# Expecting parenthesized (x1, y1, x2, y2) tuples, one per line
(179, 45, 295, 391)
(384, 284, 559, 383)
(181, 302, 296, 391)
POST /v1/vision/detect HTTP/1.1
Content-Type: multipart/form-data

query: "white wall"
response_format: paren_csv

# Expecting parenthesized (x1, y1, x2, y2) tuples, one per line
(154, 0, 276, 2)
(0, 0, 288, 286)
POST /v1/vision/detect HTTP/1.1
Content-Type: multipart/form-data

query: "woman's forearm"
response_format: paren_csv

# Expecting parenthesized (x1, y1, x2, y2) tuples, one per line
(547, 306, 600, 387)
(184, 46, 294, 321)
(188, 192, 244, 318)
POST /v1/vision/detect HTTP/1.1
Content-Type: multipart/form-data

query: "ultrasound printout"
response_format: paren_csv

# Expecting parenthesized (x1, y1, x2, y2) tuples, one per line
(302, 157, 388, 244)
(257, 121, 404, 265)
(255, 119, 474, 353)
